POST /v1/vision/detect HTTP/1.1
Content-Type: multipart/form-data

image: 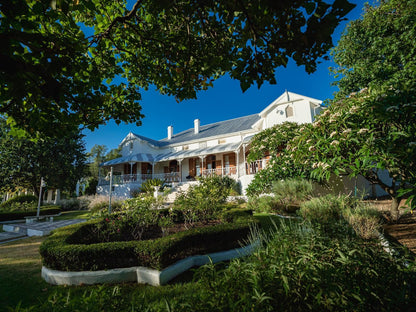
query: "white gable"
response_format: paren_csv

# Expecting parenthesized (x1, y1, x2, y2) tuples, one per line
(257, 91, 323, 129)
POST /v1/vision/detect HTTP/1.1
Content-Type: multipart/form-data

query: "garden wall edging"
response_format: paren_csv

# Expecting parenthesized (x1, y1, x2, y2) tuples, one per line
(42, 241, 259, 286)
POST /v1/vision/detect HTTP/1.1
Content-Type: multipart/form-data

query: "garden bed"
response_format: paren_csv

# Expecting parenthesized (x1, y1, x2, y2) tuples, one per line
(40, 217, 257, 284)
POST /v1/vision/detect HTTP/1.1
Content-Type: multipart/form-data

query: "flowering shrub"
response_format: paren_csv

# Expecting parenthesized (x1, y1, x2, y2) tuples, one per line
(172, 176, 234, 228)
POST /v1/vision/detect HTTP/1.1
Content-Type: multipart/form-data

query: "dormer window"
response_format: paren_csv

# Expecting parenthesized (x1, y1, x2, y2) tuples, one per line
(129, 142, 133, 150)
(285, 105, 294, 117)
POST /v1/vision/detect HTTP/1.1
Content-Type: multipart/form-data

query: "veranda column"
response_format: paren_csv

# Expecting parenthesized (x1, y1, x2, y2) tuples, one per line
(235, 151, 240, 178)
(199, 156, 205, 177)
(152, 162, 155, 179)
(243, 145, 246, 175)
(178, 159, 183, 182)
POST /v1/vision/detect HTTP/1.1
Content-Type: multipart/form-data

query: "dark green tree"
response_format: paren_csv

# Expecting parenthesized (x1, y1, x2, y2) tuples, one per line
(1, 0, 354, 137)
(0, 118, 87, 196)
(290, 0, 416, 219)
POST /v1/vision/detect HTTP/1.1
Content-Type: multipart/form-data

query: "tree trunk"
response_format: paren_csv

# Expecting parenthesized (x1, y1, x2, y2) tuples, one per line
(390, 196, 400, 222)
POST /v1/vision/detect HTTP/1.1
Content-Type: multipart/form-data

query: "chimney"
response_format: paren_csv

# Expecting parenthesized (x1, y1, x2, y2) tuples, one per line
(167, 125, 173, 140)
(194, 119, 200, 134)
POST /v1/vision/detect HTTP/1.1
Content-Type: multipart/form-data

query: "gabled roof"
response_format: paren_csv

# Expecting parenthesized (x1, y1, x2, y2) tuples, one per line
(160, 114, 260, 145)
(119, 132, 167, 148)
(259, 91, 323, 117)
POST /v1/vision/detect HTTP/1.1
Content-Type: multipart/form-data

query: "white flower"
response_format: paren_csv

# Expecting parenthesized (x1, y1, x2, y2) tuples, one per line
(350, 106, 359, 113)
(306, 139, 312, 144)
(330, 131, 337, 138)
(330, 140, 340, 146)
(309, 146, 316, 152)
(342, 129, 352, 135)
(313, 121, 321, 128)
(299, 127, 305, 132)
(312, 162, 318, 169)
(358, 128, 369, 134)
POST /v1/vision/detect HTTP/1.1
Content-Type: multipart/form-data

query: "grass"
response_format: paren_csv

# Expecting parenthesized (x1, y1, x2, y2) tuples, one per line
(0, 237, 50, 310)
(53, 210, 92, 221)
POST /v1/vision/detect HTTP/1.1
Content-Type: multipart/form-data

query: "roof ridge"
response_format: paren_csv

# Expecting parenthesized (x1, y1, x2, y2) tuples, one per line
(161, 113, 259, 140)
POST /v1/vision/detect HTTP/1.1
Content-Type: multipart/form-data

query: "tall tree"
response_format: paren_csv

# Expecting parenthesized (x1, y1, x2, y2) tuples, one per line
(1, 0, 355, 137)
(291, 0, 416, 219)
(0, 118, 87, 196)
(87, 144, 122, 179)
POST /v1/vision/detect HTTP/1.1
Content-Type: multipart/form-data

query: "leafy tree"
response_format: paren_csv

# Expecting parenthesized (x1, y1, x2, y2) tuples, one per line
(291, 0, 416, 219)
(87, 144, 122, 179)
(0, 118, 87, 197)
(246, 122, 311, 196)
(1, 0, 355, 137)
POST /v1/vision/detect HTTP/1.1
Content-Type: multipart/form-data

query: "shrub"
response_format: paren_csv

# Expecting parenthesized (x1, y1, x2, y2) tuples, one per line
(87, 195, 124, 212)
(188, 220, 416, 312)
(83, 177, 98, 195)
(0, 206, 61, 221)
(40, 218, 256, 271)
(173, 176, 233, 227)
(58, 198, 81, 211)
(0, 194, 38, 211)
(138, 178, 165, 194)
(272, 178, 313, 205)
(342, 203, 382, 239)
(298, 194, 347, 224)
(247, 195, 279, 213)
(220, 207, 253, 223)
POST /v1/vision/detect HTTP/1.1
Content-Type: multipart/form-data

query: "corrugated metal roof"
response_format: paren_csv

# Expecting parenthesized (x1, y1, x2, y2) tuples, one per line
(155, 142, 241, 162)
(100, 142, 241, 166)
(160, 114, 260, 145)
(100, 153, 156, 166)
(129, 133, 168, 147)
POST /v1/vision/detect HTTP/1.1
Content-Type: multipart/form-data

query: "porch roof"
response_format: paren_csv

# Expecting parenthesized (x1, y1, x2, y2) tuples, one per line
(100, 142, 241, 166)
(155, 142, 241, 162)
(100, 153, 155, 167)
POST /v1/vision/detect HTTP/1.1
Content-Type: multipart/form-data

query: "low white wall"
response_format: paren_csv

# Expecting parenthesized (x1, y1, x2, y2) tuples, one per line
(42, 241, 259, 286)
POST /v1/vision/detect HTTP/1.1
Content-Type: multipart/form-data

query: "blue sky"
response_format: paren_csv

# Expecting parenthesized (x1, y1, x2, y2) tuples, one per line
(83, 0, 370, 152)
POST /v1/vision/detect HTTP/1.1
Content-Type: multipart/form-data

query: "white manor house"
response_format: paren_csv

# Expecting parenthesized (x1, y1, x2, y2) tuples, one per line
(97, 91, 323, 197)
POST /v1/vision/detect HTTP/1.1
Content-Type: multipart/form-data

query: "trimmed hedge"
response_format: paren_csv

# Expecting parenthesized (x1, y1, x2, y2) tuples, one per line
(40, 218, 256, 271)
(0, 194, 37, 208)
(0, 206, 61, 222)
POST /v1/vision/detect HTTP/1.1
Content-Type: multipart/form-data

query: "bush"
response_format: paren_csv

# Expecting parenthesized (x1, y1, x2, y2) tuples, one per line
(247, 195, 279, 213)
(188, 220, 416, 312)
(138, 178, 165, 194)
(342, 203, 382, 239)
(87, 195, 124, 212)
(0, 206, 61, 221)
(40, 218, 256, 271)
(58, 198, 82, 211)
(83, 177, 98, 195)
(272, 178, 313, 205)
(173, 176, 234, 227)
(0, 194, 38, 211)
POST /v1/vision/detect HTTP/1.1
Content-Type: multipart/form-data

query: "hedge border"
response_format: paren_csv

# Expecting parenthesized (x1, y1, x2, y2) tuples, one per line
(40, 217, 257, 271)
(41, 240, 259, 286)
(0, 206, 61, 222)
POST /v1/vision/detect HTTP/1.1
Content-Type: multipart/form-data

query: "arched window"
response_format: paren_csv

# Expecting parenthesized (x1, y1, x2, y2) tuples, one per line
(285, 105, 294, 117)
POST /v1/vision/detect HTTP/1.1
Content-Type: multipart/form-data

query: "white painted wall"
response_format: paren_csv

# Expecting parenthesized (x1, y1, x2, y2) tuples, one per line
(121, 139, 160, 157)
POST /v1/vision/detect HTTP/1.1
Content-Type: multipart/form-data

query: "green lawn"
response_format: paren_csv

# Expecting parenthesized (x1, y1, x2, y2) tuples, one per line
(54, 210, 92, 221)
(0, 237, 50, 310)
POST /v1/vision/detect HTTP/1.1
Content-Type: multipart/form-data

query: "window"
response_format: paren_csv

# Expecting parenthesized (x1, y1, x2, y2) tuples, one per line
(129, 142, 133, 150)
(218, 139, 226, 144)
(285, 105, 294, 117)
(183, 145, 189, 150)
(199, 142, 207, 148)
